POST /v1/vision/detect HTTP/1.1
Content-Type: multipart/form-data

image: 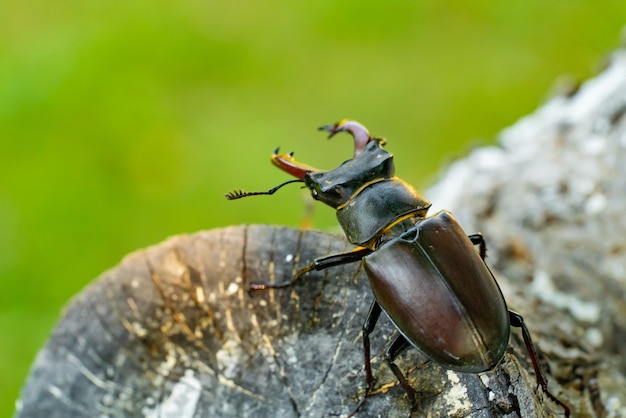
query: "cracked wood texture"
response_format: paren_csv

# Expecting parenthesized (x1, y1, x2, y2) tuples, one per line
(18, 48, 626, 418)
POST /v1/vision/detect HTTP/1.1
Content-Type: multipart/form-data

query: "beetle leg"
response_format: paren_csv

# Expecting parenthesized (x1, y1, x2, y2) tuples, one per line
(362, 301, 383, 392)
(468, 233, 487, 260)
(249, 247, 372, 291)
(384, 334, 417, 408)
(347, 300, 382, 418)
(301, 246, 373, 274)
(509, 311, 571, 417)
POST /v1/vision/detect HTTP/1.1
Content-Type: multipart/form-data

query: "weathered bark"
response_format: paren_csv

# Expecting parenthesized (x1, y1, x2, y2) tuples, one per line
(17, 49, 626, 418)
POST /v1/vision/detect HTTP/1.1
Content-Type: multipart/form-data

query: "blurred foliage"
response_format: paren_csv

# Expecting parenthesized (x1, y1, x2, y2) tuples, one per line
(1, 0, 625, 415)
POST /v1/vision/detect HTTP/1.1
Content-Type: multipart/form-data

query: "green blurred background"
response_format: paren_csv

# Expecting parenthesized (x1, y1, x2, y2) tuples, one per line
(1, 1, 625, 415)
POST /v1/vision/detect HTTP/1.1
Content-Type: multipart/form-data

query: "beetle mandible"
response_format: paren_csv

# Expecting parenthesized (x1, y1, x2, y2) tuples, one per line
(226, 119, 570, 417)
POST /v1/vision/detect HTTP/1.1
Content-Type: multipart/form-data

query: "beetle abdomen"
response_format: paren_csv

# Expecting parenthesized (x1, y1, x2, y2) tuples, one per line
(364, 210, 510, 372)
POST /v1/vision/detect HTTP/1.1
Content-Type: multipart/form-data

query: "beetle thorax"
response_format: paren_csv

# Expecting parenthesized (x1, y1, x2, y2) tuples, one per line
(336, 179, 431, 247)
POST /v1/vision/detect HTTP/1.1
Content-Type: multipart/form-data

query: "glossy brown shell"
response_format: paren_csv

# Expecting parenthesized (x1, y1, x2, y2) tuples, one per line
(364, 210, 510, 372)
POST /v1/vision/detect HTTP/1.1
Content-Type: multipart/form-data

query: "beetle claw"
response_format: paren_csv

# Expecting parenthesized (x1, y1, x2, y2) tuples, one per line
(249, 281, 292, 290)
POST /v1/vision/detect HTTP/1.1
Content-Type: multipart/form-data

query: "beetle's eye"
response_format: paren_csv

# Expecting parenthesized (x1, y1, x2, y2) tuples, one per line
(311, 189, 319, 199)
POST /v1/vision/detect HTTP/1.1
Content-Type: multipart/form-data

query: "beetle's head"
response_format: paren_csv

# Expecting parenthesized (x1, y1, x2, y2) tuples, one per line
(227, 120, 392, 205)
(304, 140, 394, 208)
(318, 119, 372, 157)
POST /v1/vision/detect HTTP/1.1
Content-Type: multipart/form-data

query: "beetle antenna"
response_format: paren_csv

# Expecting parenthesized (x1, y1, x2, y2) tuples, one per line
(225, 179, 304, 200)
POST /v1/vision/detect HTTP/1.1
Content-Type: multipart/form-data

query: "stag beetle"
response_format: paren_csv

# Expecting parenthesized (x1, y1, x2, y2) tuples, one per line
(226, 119, 570, 417)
